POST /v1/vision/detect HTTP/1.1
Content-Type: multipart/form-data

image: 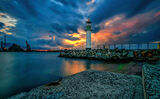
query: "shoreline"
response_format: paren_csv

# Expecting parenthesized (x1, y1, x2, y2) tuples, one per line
(8, 63, 160, 99)
(5, 51, 159, 98)
(8, 70, 144, 99)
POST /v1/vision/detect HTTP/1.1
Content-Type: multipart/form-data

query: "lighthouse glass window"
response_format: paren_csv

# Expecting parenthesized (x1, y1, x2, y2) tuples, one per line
(87, 24, 91, 30)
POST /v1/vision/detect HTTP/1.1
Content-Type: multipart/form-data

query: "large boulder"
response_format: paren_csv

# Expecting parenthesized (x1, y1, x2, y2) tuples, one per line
(9, 70, 144, 99)
(142, 64, 160, 99)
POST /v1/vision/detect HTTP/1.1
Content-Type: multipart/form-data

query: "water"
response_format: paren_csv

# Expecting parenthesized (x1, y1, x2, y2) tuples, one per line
(0, 52, 138, 98)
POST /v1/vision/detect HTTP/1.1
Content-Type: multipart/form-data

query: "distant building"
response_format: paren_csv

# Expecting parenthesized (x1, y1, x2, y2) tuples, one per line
(4, 35, 6, 48)
(0, 35, 6, 51)
(26, 41, 31, 51)
(86, 18, 92, 50)
(0, 41, 4, 51)
(8, 44, 24, 52)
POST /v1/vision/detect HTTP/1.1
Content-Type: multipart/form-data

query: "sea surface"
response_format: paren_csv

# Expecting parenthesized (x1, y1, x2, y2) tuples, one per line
(0, 52, 138, 98)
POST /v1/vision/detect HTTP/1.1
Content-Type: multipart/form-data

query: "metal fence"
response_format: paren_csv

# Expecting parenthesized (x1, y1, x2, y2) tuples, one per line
(96, 43, 160, 50)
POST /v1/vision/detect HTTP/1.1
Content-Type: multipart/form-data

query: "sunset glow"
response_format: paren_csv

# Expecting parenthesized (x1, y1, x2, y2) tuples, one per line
(60, 10, 160, 48)
(0, 0, 159, 49)
(63, 28, 86, 48)
(0, 0, 160, 98)
(63, 61, 86, 75)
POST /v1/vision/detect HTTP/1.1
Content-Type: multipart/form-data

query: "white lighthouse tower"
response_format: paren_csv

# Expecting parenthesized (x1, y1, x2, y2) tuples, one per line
(86, 18, 92, 50)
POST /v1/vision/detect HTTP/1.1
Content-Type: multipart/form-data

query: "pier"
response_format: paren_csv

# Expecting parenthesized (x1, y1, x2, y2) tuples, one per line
(59, 48, 160, 63)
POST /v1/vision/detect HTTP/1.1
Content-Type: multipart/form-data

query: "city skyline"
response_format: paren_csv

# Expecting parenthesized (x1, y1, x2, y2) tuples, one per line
(0, 0, 160, 49)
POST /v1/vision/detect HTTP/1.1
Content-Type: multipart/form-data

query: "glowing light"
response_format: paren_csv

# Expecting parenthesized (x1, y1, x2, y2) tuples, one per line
(90, 65, 106, 71)
(68, 33, 81, 38)
(6, 32, 12, 35)
(63, 61, 86, 75)
(53, 36, 55, 40)
(64, 39, 77, 45)
(64, 38, 85, 47)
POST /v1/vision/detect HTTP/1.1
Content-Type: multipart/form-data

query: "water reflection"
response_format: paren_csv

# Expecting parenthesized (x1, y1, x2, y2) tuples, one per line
(91, 64, 109, 71)
(0, 52, 62, 98)
(62, 59, 123, 75)
(0, 52, 138, 99)
(62, 59, 139, 76)
(63, 61, 86, 75)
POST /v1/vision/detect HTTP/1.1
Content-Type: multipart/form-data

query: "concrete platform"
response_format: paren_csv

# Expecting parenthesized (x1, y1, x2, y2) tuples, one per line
(9, 70, 144, 99)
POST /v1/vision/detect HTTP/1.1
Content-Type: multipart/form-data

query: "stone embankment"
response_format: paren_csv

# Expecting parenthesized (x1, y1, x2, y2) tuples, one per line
(142, 64, 160, 99)
(9, 70, 143, 99)
(59, 49, 159, 63)
(9, 63, 160, 99)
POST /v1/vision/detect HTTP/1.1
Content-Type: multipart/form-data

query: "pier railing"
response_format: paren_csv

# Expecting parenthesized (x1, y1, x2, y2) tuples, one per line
(96, 42, 160, 50)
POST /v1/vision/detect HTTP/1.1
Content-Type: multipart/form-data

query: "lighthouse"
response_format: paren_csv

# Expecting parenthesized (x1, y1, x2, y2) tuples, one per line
(86, 18, 92, 50)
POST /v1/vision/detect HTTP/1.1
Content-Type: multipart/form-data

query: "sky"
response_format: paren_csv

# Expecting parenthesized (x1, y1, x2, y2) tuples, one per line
(0, 0, 160, 49)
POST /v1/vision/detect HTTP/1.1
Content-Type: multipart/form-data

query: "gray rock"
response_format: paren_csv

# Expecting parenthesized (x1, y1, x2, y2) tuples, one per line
(9, 70, 144, 99)
(142, 64, 160, 99)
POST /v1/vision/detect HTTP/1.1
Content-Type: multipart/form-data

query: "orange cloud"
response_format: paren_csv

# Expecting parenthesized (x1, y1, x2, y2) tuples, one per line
(104, 15, 125, 27)
(91, 10, 160, 47)
(61, 10, 160, 49)
(155, 11, 160, 17)
(63, 28, 86, 49)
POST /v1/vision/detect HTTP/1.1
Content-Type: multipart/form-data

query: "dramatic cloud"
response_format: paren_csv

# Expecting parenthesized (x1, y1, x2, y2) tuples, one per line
(92, 10, 160, 47)
(0, 0, 159, 49)
(0, 22, 5, 29)
(0, 13, 17, 35)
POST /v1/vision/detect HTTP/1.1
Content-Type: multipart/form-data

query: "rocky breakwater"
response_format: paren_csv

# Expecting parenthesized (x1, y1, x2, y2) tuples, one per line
(142, 64, 160, 99)
(9, 70, 143, 99)
(59, 49, 159, 63)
